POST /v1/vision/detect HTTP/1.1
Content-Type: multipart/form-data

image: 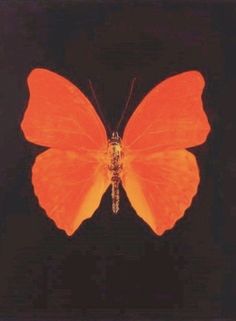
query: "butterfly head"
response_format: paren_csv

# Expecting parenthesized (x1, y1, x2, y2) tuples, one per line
(110, 131, 121, 144)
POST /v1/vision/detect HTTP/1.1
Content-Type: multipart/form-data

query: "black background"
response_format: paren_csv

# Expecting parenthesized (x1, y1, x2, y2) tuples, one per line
(0, 1, 235, 320)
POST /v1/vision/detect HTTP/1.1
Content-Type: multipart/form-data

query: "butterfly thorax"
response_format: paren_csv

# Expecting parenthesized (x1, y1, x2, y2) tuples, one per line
(107, 131, 123, 213)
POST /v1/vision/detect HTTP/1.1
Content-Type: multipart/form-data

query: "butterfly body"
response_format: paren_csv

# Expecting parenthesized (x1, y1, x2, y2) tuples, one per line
(107, 132, 123, 213)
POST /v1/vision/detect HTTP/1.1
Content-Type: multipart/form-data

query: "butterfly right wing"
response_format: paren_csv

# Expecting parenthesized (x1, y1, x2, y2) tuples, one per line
(122, 150, 199, 235)
(122, 71, 210, 235)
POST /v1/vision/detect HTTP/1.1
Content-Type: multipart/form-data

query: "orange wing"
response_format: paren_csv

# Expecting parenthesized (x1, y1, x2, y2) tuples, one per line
(32, 149, 109, 236)
(21, 68, 107, 152)
(123, 71, 210, 152)
(21, 69, 109, 235)
(122, 150, 199, 235)
(122, 71, 211, 235)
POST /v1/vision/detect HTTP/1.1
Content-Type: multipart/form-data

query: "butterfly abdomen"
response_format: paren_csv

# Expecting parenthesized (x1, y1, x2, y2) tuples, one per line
(108, 132, 123, 213)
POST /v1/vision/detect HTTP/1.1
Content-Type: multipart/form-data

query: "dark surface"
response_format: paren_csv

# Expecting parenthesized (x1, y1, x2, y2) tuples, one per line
(0, 1, 235, 320)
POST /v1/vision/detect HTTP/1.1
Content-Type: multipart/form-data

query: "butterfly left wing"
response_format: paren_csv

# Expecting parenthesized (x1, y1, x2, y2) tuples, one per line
(32, 149, 109, 236)
(122, 71, 211, 235)
(21, 68, 109, 235)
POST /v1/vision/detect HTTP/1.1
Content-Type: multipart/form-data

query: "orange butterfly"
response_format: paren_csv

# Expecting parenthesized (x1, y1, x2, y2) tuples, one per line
(21, 69, 210, 236)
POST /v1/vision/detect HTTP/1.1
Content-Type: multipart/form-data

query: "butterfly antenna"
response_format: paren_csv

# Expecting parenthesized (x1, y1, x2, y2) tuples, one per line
(116, 77, 136, 132)
(88, 79, 112, 135)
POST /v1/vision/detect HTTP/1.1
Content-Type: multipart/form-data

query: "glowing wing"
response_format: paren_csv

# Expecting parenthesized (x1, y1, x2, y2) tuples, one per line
(122, 71, 211, 235)
(21, 68, 107, 152)
(21, 69, 109, 235)
(32, 149, 109, 235)
(122, 150, 199, 235)
(123, 71, 210, 152)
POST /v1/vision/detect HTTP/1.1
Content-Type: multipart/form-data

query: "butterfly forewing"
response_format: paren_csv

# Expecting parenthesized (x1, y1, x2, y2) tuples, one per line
(21, 68, 107, 152)
(123, 71, 210, 152)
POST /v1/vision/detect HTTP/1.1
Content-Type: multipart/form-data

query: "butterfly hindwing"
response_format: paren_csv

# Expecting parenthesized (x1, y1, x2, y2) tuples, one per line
(32, 149, 109, 235)
(122, 150, 199, 235)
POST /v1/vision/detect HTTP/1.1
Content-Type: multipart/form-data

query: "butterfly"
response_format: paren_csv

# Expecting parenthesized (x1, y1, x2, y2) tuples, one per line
(21, 69, 211, 236)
